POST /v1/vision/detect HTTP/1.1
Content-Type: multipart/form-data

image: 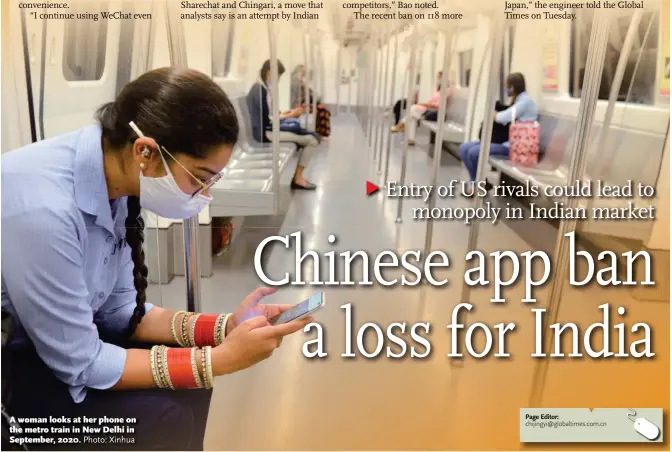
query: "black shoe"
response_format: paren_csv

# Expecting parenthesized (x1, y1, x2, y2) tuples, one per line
(291, 181, 317, 190)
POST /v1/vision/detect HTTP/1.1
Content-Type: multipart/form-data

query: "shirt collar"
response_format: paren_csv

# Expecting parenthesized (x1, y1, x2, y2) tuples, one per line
(73, 125, 115, 234)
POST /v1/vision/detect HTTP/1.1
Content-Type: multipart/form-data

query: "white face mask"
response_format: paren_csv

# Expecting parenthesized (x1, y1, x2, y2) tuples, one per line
(130, 122, 215, 220)
(139, 153, 212, 220)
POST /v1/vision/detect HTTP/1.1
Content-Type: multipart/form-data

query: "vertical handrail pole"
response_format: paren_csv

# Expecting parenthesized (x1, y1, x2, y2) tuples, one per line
(396, 27, 418, 223)
(367, 35, 380, 146)
(336, 41, 342, 116)
(423, 30, 456, 256)
(268, 19, 280, 214)
(382, 11, 399, 185)
(348, 48, 354, 114)
(164, 0, 201, 313)
(454, 14, 505, 367)
(373, 30, 386, 159)
(377, 22, 392, 174)
(529, 10, 611, 407)
(311, 33, 318, 132)
(302, 25, 310, 129)
(593, 11, 642, 181)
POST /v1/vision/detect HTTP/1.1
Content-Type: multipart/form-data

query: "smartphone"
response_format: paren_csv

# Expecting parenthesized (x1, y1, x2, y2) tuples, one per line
(269, 292, 325, 325)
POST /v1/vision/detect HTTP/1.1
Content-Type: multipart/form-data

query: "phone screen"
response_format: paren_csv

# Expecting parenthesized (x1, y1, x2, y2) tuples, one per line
(270, 292, 323, 325)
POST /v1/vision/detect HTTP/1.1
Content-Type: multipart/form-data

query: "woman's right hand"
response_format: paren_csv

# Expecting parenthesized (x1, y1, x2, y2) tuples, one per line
(211, 315, 312, 376)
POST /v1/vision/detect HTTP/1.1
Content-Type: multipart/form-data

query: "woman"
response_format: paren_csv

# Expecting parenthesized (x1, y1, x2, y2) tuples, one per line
(458, 72, 538, 195)
(1, 67, 312, 450)
(248, 60, 318, 190)
(391, 71, 451, 146)
(290, 64, 331, 138)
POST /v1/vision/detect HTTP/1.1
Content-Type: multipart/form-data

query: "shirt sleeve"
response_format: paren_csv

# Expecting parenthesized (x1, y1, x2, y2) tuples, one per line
(94, 244, 154, 335)
(495, 105, 515, 124)
(1, 205, 127, 397)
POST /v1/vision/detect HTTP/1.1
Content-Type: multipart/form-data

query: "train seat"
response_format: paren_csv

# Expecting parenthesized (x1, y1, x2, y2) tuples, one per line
(487, 111, 666, 241)
(419, 93, 468, 144)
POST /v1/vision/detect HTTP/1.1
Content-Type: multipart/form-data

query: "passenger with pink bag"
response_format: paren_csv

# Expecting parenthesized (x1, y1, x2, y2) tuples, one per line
(458, 73, 538, 195)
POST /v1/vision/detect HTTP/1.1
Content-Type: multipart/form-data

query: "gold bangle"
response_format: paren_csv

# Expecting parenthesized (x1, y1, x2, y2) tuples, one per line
(204, 346, 215, 389)
(171, 311, 187, 346)
(191, 347, 203, 389)
(200, 346, 209, 389)
(150, 346, 162, 388)
(157, 346, 170, 389)
(189, 314, 201, 349)
(162, 346, 175, 390)
(181, 313, 193, 347)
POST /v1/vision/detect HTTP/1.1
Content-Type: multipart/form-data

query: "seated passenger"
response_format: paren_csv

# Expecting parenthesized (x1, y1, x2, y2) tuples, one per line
(1, 67, 311, 450)
(290, 64, 331, 138)
(391, 71, 452, 146)
(248, 60, 319, 190)
(458, 72, 538, 194)
(390, 73, 421, 124)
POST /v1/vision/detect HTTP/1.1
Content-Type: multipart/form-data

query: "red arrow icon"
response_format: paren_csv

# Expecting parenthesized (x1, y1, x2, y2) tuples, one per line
(366, 181, 380, 196)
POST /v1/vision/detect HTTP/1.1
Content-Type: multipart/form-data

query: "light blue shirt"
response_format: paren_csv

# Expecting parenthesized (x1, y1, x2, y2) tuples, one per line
(495, 91, 538, 148)
(1, 125, 154, 403)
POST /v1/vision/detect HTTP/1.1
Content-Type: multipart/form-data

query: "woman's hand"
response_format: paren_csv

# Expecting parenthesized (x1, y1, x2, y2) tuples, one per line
(212, 315, 312, 376)
(224, 287, 292, 334)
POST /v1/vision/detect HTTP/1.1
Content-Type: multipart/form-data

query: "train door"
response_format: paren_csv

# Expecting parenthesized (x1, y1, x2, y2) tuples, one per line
(40, 0, 122, 138)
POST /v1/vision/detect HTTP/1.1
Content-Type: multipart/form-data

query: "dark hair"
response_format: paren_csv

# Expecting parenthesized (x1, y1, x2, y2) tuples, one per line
(95, 67, 239, 336)
(260, 59, 285, 81)
(507, 72, 526, 96)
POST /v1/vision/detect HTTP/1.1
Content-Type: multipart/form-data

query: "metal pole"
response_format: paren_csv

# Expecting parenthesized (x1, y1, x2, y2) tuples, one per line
(311, 37, 318, 132)
(336, 41, 341, 116)
(377, 25, 392, 174)
(529, 10, 611, 408)
(396, 30, 418, 223)
(302, 27, 310, 129)
(423, 31, 456, 256)
(367, 36, 380, 146)
(268, 19, 280, 215)
(348, 49, 354, 114)
(593, 11, 642, 181)
(382, 15, 399, 185)
(452, 14, 505, 367)
(164, 0, 201, 313)
(372, 32, 386, 157)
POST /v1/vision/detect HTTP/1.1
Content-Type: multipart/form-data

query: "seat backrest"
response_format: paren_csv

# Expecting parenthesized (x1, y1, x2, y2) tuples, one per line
(535, 113, 573, 168)
(446, 94, 468, 125)
(230, 96, 256, 146)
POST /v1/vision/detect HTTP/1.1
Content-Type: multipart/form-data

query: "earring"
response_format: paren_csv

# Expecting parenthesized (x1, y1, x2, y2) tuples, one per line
(140, 163, 146, 169)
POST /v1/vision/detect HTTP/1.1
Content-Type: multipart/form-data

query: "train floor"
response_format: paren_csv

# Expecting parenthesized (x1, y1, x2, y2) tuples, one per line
(147, 113, 669, 450)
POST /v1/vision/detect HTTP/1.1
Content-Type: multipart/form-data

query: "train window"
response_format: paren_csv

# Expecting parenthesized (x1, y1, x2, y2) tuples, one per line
(62, 0, 109, 82)
(458, 50, 473, 87)
(569, 9, 659, 105)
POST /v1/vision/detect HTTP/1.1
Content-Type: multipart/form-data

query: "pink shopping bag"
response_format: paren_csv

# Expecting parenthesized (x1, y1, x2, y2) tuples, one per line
(509, 106, 540, 165)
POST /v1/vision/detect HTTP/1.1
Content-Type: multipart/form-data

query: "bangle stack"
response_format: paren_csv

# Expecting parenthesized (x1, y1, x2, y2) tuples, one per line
(170, 311, 231, 347)
(150, 345, 215, 389)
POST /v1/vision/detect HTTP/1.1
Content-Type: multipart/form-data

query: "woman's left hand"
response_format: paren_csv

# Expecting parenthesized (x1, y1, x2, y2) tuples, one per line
(226, 287, 293, 335)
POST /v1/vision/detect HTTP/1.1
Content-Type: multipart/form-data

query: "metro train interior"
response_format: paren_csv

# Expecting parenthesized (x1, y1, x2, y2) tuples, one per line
(1, 0, 670, 449)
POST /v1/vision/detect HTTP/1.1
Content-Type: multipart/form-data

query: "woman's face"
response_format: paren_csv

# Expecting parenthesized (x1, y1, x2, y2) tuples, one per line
(134, 139, 233, 197)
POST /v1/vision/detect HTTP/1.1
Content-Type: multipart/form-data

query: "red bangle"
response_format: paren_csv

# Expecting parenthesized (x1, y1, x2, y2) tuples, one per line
(166, 348, 197, 389)
(194, 314, 218, 347)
